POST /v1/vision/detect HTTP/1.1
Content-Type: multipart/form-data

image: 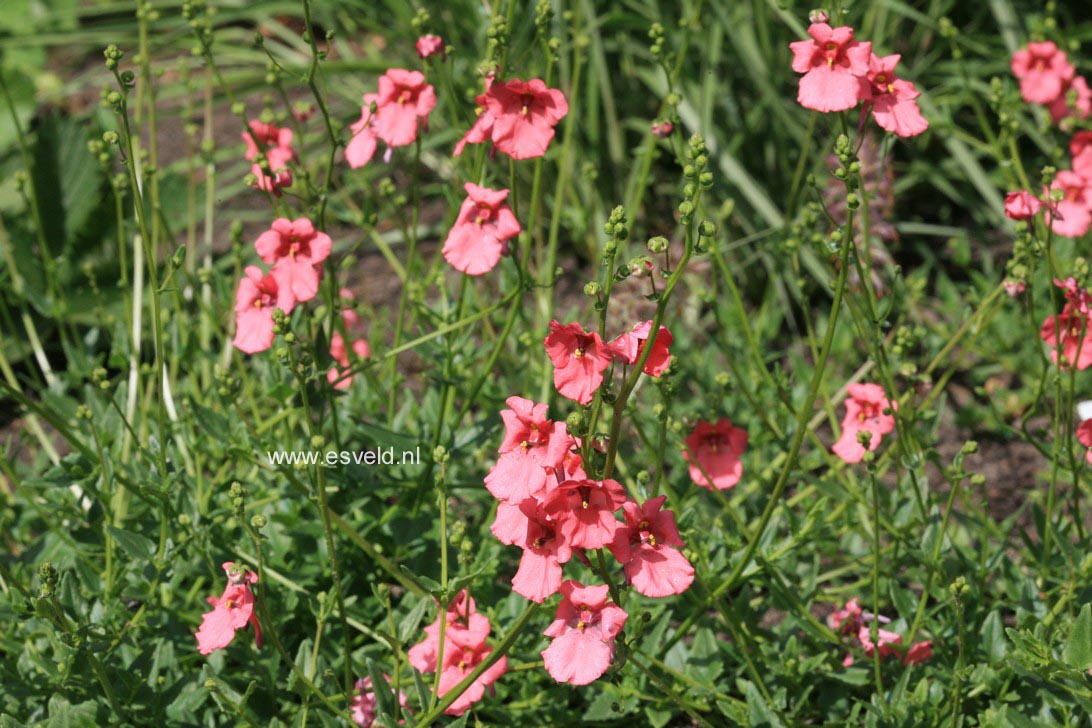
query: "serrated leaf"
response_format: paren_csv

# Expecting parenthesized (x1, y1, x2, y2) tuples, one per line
(741, 680, 785, 728)
(1065, 603, 1092, 670)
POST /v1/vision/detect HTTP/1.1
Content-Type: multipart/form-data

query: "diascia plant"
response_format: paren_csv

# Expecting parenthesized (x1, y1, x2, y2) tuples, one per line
(2, 2, 1092, 727)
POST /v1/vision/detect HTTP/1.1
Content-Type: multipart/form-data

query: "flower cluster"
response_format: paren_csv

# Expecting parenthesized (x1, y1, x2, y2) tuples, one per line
(829, 598, 932, 667)
(1005, 133, 1092, 238)
(543, 320, 672, 405)
(346, 69, 437, 168)
(243, 120, 295, 195)
(1011, 41, 1089, 124)
(1040, 277, 1092, 370)
(789, 22, 928, 137)
(349, 676, 409, 727)
(832, 383, 898, 464)
(407, 591, 507, 716)
(481, 385, 693, 685)
(455, 77, 568, 160)
(232, 217, 332, 354)
(327, 288, 371, 390)
(195, 562, 262, 655)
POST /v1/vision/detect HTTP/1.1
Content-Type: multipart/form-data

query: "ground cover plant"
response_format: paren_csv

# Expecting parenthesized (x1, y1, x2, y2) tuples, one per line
(1, 0, 1092, 725)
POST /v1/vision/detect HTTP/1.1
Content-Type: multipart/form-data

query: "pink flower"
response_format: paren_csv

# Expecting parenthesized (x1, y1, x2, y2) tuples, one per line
(350, 675, 408, 727)
(436, 642, 507, 716)
(1046, 170, 1092, 238)
(1049, 76, 1091, 123)
(327, 333, 370, 390)
(242, 120, 293, 162)
(442, 183, 522, 275)
(858, 624, 902, 658)
(789, 23, 872, 113)
(609, 321, 673, 377)
(832, 383, 897, 464)
(829, 598, 864, 633)
(346, 93, 380, 169)
(1072, 131, 1092, 179)
(542, 478, 627, 550)
(195, 562, 262, 655)
(375, 69, 436, 148)
(251, 146, 293, 195)
(1040, 284, 1092, 370)
(544, 321, 614, 405)
(1011, 41, 1075, 105)
(254, 217, 332, 303)
(1004, 279, 1027, 298)
(416, 34, 445, 60)
(862, 53, 928, 138)
(478, 78, 569, 160)
(1077, 419, 1092, 464)
(407, 590, 492, 674)
(233, 265, 295, 354)
(682, 418, 749, 490)
(503, 499, 572, 603)
(1004, 190, 1042, 220)
(453, 79, 496, 157)
(484, 396, 574, 504)
(608, 496, 694, 598)
(650, 120, 674, 138)
(903, 640, 932, 666)
(541, 581, 628, 685)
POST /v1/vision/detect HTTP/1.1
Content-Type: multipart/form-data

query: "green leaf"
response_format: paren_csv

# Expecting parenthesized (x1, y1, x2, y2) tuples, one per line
(445, 713, 469, 728)
(1064, 603, 1092, 670)
(107, 525, 155, 560)
(741, 680, 786, 728)
(398, 594, 431, 644)
(980, 610, 1007, 664)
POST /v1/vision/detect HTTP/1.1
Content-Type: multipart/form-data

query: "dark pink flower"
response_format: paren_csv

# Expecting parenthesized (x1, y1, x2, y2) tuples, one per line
(442, 183, 522, 275)
(1077, 419, 1092, 464)
(233, 265, 295, 354)
(1011, 41, 1075, 105)
(195, 562, 262, 655)
(416, 34, 445, 60)
(543, 321, 613, 405)
(862, 53, 928, 138)
(346, 93, 380, 169)
(609, 321, 673, 377)
(542, 478, 627, 550)
(484, 396, 574, 504)
(479, 78, 569, 159)
(789, 23, 872, 113)
(1004, 190, 1042, 220)
(541, 581, 628, 685)
(1049, 75, 1091, 123)
(375, 69, 437, 148)
(350, 675, 408, 727)
(1045, 170, 1092, 238)
(242, 120, 293, 161)
(903, 640, 932, 666)
(683, 418, 749, 490)
(254, 217, 332, 303)
(608, 496, 694, 598)
(832, 383, 897, 464)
